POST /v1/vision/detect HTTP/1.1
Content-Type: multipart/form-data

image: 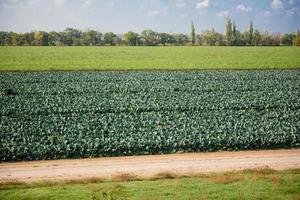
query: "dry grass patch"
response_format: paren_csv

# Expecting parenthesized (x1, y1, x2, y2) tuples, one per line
(252, 174, 282, 187)
(112, 173, 139, 182)
(240, 166, 284, 186)
(207, 174, 245, 184)
(153, 171, 178, 180)
(0, 180, 25, 187)
(0, 180, 26, 191)
(65, 177, 104, 184)
(241, 166, 277, 175)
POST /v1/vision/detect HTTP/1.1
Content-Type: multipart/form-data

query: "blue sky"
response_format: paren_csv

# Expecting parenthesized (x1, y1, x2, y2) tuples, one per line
(0, 0, 299, 33)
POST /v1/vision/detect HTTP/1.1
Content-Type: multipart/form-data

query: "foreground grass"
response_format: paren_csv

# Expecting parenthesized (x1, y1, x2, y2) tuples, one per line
(0, 46, 299, 71)
(1, 169, 299, 200)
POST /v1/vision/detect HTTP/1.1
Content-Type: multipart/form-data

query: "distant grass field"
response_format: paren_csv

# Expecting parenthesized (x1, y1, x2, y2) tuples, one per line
(1, 169, 299, 200)
(0, 46, 299, 71)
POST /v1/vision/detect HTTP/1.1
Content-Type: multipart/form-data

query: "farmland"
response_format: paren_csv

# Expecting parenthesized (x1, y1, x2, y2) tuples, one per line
(0, 47, 300, 71)
(1, 70, 299, 161)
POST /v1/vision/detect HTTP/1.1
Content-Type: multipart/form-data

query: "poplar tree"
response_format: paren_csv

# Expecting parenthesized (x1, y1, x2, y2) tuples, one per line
(232, 21, 237, 46)
(191, 21, 196, 45)
(249, 20, 254, 46)
(226, 17, 232, 46)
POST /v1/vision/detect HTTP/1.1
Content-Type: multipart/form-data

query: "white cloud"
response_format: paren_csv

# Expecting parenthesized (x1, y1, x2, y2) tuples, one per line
(175, 0, 186, 8)
(53, 0, 67, 6)
(107, 1, 115, 7)
(0, 0, 21, 5)
(286, 7, 300, 16)
(6, 0, 21, 4)
(179, 13, 188, 18)
(83, 0, 93, 8)
(147, 5, 168, 17)
(271, 0, 284, 10)
(216, 10, 229, 18)
(163, 6, 169, 11)
(148, 10, 161, 16)
(138, 4, 145, 10)
(262, 10, 271, 17)
(236, 4, 252, 12)
(0, 0, 36, 8)
(27, 0, 38, 6)
(286, 10, 294, 16)
(196, 0, 209, 9)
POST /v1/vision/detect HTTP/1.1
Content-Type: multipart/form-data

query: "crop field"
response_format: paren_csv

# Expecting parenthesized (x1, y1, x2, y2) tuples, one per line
(0, 47, 300, 71)
(1, 70, 300, 161)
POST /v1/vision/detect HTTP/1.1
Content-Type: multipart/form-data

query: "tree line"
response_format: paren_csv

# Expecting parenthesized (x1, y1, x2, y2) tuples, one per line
(1, 18, 300, 46)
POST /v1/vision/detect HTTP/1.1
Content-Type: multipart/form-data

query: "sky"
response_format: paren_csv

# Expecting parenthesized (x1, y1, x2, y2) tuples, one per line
(0, 0, 299, 34)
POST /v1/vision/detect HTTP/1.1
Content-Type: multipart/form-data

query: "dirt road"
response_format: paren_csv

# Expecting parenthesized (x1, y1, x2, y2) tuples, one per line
(1, 149, 300, 183)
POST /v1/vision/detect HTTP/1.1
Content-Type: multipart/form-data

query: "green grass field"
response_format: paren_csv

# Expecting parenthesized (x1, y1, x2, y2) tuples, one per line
(1, 169, 299, 200)
(0, 47, 299, 71)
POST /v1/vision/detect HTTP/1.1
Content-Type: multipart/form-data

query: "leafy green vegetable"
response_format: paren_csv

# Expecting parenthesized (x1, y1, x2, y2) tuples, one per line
(0, 71, 299, 161)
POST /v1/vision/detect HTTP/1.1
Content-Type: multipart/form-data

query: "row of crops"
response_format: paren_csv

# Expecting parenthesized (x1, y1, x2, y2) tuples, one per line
(1, 71, 300, 161)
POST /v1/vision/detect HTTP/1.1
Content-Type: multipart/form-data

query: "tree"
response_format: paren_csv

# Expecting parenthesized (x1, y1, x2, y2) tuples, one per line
(191, 21, 196, 45)
(4, 32, 13, 45)
(281, 33, 293, 46)
(41, 31, 49, 46)
(234, 30, 245, 46)
(232, 21, 237, 45)
(226, 17, 232, 46)
(253, 29, 261, 46)
(172, 33, 189, 46)
(85, 31, 102, 46)
(94, 31, 103, 45)
(272, 33, 281, 46)
(216, 32, 225, 46)
(0, 23, 298, 47)
(0, 31, 6, 46)
(159, 33, 174, 46)
(293, 29, 300, 46)
(24, 32, 35, 46)
(34, 31, 43, 46)
(202, 29, 218, 46)
(294, 36, 300, 46)
(123, 31, 139, 46)
(261, 31, 272, 46)
(249, 20, 254, 46)
(62, 28, 83, 46)
(141, 30, 160, 46)
(87, 31, 103, 46)
(114, 35, 122, 46)
(196, 34, 202, 46)
(103, 32, 116, 46)
(11, 33, 20, 46)
(243, 31, 250, 46)
(48, 31, 61, 46)
(83, 30, 102, 46)
(83, 30, 95, 46)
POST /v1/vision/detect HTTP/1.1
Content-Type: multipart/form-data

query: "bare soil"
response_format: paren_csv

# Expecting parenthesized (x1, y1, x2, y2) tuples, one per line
(1, 149, 299, 183)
